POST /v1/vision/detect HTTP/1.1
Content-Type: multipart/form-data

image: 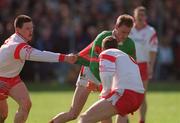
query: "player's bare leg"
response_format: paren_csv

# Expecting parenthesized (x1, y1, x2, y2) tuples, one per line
(116, 115, 128, 123)
(139, 96, 147, 123)
(0, 100, 8, 123)
(139, 80, 148, 123)
(50, 86, 90, 123)
(101, 118, 112, 123)
(9, 82, 32, 123)
(79, 99, 117, 123)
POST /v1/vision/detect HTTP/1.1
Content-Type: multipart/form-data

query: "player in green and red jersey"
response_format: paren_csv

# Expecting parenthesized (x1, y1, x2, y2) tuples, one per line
(50, 14, 135, 123)
(77, 30, 136, 82)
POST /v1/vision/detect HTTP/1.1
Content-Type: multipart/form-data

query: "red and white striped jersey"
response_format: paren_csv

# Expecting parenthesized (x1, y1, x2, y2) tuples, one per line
(129, 25, 158, 63)
(99, 49, 144, 98)
(0, 33, 62, 78)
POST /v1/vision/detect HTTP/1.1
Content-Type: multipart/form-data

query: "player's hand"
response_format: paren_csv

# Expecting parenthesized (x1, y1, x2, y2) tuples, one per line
(64, 53, 78, 64)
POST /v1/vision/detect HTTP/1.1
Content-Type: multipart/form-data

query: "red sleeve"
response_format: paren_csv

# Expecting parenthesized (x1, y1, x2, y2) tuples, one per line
(149, 32, 158, 45)
(79, 42, 93, 56)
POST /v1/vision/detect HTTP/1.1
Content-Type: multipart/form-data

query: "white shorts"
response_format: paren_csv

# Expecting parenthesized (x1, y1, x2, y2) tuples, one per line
(76, 66, 100, 87)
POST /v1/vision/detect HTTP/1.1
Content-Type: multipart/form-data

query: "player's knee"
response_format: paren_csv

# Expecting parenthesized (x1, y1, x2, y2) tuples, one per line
(68, 108, 80, 120)
(17, 100, 31, 122)
(20, 99, 32, 113)
(0, 113, 8, 122)
(0, 110, 8, 122)
(79, 113, 91, 123)
(19, 104, 31, 122)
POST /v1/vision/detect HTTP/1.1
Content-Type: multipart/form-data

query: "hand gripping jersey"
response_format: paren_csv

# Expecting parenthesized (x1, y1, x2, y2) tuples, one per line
(99, 49, 144, 98)
(129, 25, 158, 63)
(0, 33, 64, 78)
(76, 31, 136, 82)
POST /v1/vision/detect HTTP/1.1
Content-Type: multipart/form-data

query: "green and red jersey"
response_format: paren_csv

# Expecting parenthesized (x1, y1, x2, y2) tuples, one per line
(76, 31, 136, 81)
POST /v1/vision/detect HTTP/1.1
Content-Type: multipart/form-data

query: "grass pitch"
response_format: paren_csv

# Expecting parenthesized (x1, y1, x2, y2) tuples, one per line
(6, 81, 180, 123)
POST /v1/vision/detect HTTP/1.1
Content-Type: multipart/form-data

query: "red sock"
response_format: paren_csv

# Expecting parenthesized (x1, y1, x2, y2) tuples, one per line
(139, 120, 145, 123)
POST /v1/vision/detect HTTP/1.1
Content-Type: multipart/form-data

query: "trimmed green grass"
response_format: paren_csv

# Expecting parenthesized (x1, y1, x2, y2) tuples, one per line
(6, 81, 180, 123)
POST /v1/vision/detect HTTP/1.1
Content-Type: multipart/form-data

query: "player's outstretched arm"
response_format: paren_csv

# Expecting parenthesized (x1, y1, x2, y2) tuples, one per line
(15, 44, 78, 63)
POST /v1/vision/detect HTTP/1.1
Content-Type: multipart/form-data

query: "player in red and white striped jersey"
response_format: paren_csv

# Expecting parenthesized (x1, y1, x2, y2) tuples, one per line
(0, 15, 76, 123)
(79, 36, 144, 123)
(128, 6, 158, 123)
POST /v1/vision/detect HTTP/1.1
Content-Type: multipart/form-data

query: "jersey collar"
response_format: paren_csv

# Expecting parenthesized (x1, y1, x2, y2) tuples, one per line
(14, 33, 27, 43)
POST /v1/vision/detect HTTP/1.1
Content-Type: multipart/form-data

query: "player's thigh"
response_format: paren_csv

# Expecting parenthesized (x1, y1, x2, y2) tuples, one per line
(0, 100, 8, 117)
(101, 118, 112, 123)
(81, 99, 117, 122)
(9, 82, 31, 106)
(71, 86, 90, 112)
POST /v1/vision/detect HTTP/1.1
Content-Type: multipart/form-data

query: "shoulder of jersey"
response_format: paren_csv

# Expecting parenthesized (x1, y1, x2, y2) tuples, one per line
(146, 25, 156, 33)
(5, 34, 19, 46)
(103, 49, 123, 55)
(126, 37, 135, 43)
(101, 30, 112, 35)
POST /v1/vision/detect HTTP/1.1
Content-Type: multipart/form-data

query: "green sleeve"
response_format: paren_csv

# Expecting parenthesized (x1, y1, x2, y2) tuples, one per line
(75, 56, 90, 66)
(75, 42, 94, 66)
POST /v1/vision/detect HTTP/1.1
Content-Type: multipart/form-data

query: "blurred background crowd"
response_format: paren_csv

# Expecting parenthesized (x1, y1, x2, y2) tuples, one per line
(0, 0, 179, 83)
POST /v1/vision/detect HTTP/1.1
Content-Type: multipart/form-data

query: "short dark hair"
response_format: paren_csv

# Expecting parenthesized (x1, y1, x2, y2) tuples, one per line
(14, 15, 32, 28)
(134, 6, 147, 14)
(116, 14, 134, 28)
(102, 36, 118, 50)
